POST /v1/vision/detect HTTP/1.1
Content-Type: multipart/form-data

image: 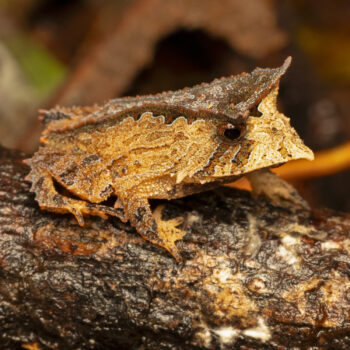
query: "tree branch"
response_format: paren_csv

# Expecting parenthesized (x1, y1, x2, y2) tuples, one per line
(1, 145, 350, 349)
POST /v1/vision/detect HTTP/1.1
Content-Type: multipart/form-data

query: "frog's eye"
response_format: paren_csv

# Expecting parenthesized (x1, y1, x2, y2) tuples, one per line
(218, 123, 242, 141)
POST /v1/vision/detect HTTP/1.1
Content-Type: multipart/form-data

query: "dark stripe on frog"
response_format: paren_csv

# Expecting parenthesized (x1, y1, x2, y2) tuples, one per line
(46, 104, 243, 137)
(193, 141, 228, 178)
(82, 154, 100, 166)
(58, 162, 79, 186)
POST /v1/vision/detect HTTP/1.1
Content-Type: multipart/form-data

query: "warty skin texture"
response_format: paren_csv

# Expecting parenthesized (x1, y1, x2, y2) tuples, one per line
(26, 58, 314, 260)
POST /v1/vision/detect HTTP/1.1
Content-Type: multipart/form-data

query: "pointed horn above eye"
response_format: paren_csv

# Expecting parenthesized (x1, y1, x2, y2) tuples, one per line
(226, 56, 293, 121)
(280, 56, 292, 74)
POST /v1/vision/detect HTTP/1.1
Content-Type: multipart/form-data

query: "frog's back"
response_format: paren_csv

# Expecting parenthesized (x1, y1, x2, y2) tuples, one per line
(40, 57, 291, 136)
(42, 110, 220, 182)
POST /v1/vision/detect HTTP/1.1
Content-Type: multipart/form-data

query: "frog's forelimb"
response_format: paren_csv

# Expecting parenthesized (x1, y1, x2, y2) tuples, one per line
(246, 168, 309, 210)
(122, 197, 185, 262)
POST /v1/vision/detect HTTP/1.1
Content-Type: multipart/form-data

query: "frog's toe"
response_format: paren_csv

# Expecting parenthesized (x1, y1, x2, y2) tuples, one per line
(66, 202, 126, 226)
(153, 205, 186, 262)
(100, 206, 127, 222)
(66, 205, 85, 226)
(85, 203, 127, 222)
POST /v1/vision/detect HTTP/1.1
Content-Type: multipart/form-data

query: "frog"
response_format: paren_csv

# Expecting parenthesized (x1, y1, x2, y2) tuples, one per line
(25, 57, 314, 261)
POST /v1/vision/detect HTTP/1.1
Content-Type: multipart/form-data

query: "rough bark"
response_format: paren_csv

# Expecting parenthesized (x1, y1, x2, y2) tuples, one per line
(0, 145, 350, 350)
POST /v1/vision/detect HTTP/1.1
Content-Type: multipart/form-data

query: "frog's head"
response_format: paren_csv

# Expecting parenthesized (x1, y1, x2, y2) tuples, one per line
(211, 87, 314, 178)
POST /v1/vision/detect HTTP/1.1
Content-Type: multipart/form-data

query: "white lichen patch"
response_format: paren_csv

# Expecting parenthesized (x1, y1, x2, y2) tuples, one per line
(276, 245, 298, 266)
(214, 267, 232, 284)
(242, 317, 271, 343)
(204, 318, 271, 347)
(274, 233, 302, 269)
(214, 326, 239, 344)
(281, 234, 299, 246)
(321, 240, 341, 251)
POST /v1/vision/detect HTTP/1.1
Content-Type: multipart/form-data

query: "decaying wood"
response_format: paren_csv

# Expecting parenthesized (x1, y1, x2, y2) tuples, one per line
(1, 145, 350, 349)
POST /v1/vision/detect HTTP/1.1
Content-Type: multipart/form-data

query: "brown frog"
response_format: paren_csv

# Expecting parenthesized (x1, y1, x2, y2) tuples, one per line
(26, 57, 313, 261)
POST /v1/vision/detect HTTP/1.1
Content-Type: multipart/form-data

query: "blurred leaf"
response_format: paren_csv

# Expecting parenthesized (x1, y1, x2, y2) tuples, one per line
(297, 25, 350, 83)
(4, 34, 66, 97)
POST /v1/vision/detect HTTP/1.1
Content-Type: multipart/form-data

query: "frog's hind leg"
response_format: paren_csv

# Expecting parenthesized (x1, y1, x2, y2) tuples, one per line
(26, 167, 126, 226)
(123, 196, 185, 262)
